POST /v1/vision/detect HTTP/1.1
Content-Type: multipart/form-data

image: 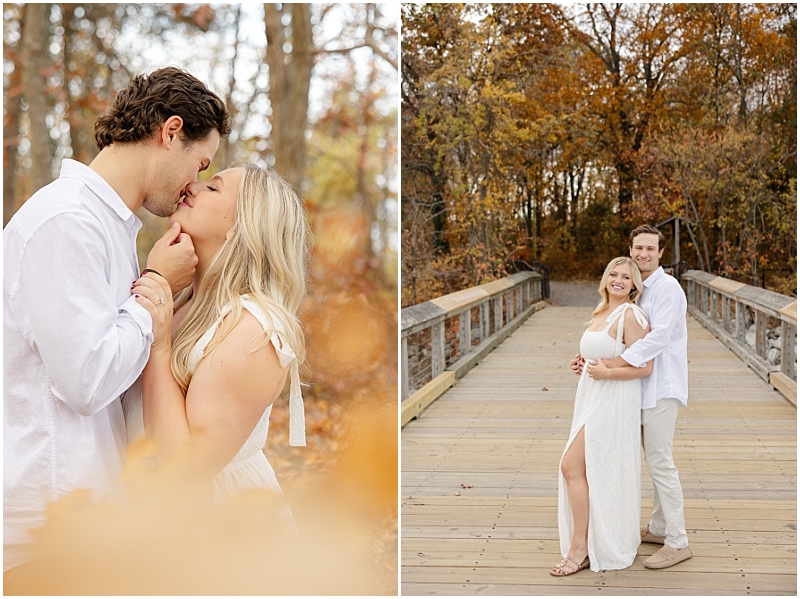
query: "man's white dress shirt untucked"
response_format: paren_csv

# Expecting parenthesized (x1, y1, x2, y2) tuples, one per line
(620, 266, 689, 410)
(3, 159, 153, 571)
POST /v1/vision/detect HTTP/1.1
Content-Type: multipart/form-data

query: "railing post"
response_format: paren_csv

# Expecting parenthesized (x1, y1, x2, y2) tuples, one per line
(755, 311, 767, 358)
(736, 301, 746, 345)
(710, 289, 717, 321)
(722, 296, 731, 333)
(401, 336, 409, 400)
(480, 300, 489, 340)
(459, 309, 471, 359)
(506, 291, 514, 321)
(431, 320, 445, 378)
(701, 285, 708, 316)
(494, 295, 503, 332)
(780, 321, 796, 378)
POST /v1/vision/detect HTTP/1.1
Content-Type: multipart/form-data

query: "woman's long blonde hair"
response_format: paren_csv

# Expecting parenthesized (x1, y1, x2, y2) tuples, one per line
(170, 163, 310, 393)
(591, 257, 644, 319)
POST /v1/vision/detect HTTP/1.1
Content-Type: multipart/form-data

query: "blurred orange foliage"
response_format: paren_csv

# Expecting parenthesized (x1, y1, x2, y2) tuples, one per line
(12, 194, 398, 597)
(12, 394, 396, 595)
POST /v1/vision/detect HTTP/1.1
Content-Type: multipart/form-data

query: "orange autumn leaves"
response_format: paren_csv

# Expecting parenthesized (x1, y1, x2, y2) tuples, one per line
(402, 3, 796, 302)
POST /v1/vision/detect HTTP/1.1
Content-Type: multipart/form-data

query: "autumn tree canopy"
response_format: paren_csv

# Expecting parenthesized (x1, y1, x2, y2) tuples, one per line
(401, 3, 796, 306)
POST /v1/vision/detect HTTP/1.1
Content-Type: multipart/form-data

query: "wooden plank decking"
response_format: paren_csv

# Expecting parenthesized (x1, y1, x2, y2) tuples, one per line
(401, 307, 797, 595)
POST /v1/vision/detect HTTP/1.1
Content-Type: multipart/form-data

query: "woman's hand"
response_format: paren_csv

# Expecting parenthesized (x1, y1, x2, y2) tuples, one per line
(586, 359, 611, 380)
(133, 272, 173, 353)
(570, 354, 585, 376)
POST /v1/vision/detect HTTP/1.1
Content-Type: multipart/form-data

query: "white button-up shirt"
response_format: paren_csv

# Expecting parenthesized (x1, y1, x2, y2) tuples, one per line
(620, 266, 689, 410)
(3, 159, 153, 571)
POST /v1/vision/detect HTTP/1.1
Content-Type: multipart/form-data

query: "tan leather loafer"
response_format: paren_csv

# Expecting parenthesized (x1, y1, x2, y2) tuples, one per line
(643, 544, 692, 569)
(640, 524, 666, 544)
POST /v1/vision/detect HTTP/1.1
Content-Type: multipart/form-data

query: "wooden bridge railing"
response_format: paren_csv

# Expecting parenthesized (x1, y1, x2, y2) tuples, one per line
(681, 270, 797, 404)
(401, 272, 546, 425)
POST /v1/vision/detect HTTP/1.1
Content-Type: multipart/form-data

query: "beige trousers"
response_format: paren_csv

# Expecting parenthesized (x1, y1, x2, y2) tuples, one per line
(642, 398, 689, 549)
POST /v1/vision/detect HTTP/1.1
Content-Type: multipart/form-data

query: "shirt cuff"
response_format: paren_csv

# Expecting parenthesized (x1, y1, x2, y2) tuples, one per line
(620, 347, 646, 368)
(119, 295, 154, 342)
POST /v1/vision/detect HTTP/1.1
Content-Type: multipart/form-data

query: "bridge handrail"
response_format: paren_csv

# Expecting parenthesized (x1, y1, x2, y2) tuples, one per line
(401, 272, 545, 418)
(681, 270, 796, 398)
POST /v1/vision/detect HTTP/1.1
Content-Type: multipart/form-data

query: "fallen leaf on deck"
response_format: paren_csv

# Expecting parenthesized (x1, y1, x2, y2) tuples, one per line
(454, 491, 461, 496)
(542, 387, 548, 391)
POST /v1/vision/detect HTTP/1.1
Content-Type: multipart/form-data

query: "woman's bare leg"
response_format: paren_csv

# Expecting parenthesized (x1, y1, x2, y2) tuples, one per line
(560, 427, 589, 561)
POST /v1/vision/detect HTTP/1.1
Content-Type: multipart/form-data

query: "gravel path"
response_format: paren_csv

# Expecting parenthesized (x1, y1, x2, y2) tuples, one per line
(548, 280, 601, 307)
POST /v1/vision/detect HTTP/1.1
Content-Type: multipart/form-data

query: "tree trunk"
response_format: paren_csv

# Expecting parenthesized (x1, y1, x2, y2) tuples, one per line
(523, 173, 533, 248)
(535, 162, 543, 259)
(732, 4, 748, 125)
(357, 64, 376, 262)
(21, 3, 52, 197)
(264, 3, 313, 188)
(3, 33, 23, 225)
(61, 5, 94, 165)
(216, 5, 242, 172)
(61, 5, 123, 166)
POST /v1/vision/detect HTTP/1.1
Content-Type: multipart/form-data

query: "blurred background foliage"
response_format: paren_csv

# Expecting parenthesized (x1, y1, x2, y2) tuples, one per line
(401, 3, 796, 305)
(3, 2, 397, 593)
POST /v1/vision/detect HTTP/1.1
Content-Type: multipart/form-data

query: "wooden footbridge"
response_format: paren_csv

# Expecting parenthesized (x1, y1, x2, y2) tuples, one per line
(401, 272, 796, 595)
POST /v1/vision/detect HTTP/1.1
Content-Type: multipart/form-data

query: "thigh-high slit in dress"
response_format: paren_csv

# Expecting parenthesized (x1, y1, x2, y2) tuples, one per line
(557, 303, 647, 571)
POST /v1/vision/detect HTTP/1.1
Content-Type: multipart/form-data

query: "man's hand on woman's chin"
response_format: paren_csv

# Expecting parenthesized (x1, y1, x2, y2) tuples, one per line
(146, 222, 198, 293)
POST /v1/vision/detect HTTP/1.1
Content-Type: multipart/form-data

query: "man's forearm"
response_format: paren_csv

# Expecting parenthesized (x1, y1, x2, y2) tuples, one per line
(603, 356, 631, 368)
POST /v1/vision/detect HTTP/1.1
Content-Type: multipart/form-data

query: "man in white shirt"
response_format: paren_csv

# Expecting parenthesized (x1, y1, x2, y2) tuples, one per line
(575, 224, 692, 569)
(3, 67, 230, 579)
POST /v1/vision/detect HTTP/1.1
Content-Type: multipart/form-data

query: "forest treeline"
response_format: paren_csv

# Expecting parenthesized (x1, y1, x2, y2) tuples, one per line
(401, 3, 796, 306)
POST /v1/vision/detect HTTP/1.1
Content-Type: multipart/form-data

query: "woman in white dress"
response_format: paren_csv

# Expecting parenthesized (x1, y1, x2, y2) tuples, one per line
(551, 257, 653, 576)
(123, 163, 308, 507)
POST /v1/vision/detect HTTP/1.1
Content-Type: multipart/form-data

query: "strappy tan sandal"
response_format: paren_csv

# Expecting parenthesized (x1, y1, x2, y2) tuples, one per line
(550, 554, 590, 576)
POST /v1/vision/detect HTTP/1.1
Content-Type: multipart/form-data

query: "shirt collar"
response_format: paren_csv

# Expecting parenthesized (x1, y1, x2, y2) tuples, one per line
(643, 266, 664, 288)
(59, 159, 137, 224)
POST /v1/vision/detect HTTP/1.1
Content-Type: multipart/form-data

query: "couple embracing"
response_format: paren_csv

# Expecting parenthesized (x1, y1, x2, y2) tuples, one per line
(4, 68, 308, 583)
(551, 225, 693, 576)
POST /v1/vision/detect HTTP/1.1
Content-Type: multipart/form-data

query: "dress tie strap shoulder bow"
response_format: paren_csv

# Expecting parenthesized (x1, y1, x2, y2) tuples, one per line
(604, 303, 649, 329)
(604, 303, 649, 356)
(240, 296, 305, 447)
(191, 295, 306, 447)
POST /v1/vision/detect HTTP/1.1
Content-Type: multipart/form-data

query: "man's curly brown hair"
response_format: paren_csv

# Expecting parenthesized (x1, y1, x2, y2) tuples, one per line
(94, 67, 231, 150)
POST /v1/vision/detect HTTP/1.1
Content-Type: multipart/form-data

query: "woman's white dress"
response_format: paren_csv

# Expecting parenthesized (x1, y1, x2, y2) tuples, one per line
(557, 303, 648, 572)
(121, 295, 305, 505)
